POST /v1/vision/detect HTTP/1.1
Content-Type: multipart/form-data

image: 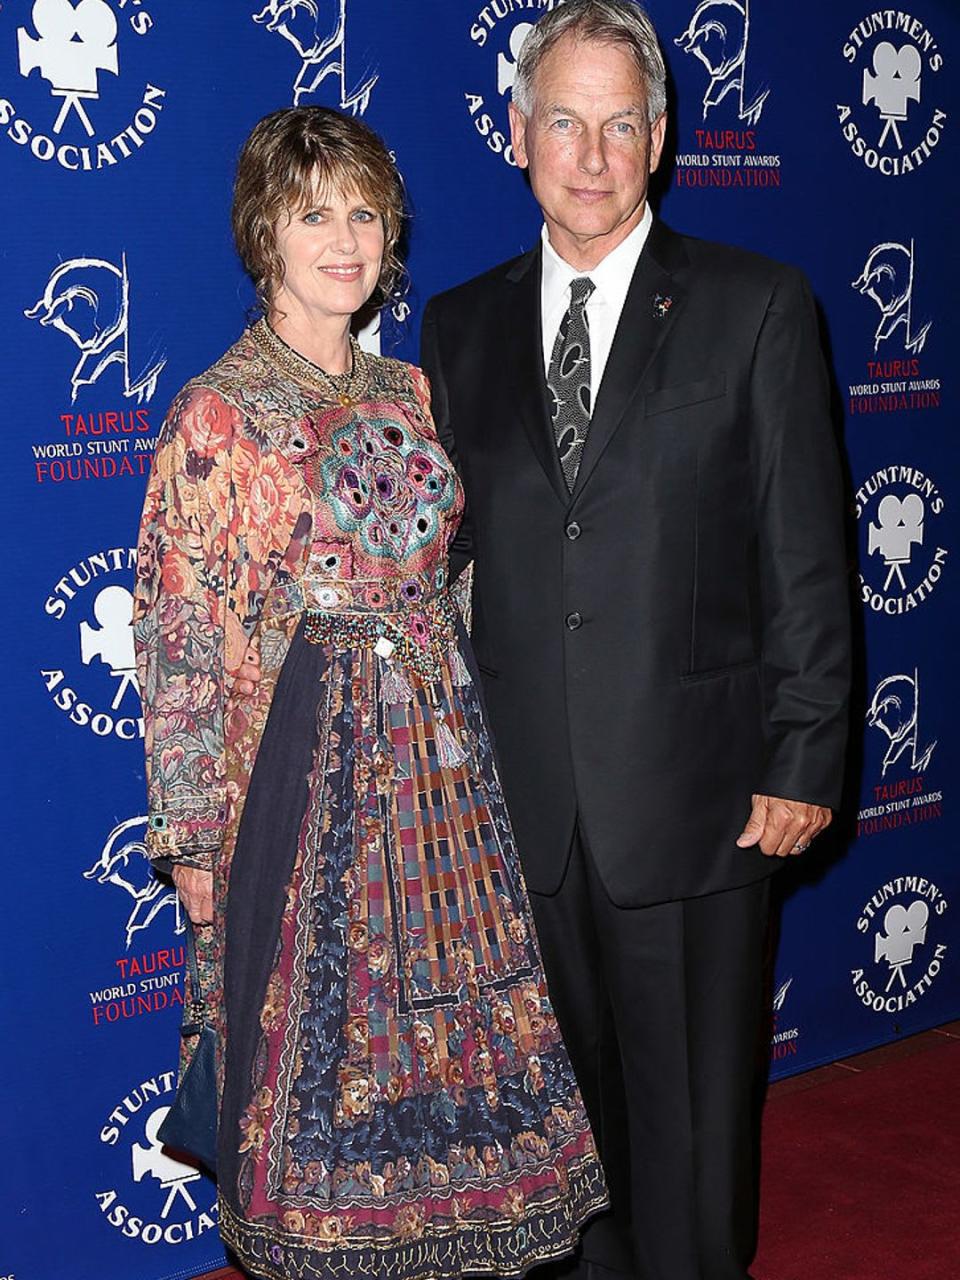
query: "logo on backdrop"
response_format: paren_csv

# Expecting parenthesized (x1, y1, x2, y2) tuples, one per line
(254, 0, 378, 114)
(857, 668, 942, 839)
(852, 877, 948, 1014)
(465, 0, 559, 167)
(837, 12, 946, 177)
(769, 976, 801, 1065)
(852, 240, 931, 355)
(24, 254, 161, 486)
(40, 547, 144, 740)
(673, 0, 781, 191)
(85, 816, 184, 949)
(1, 0, 165, 171)
(847, 239, 940, 416)
(867, 670, 937, 778)
(96, 1072, 217, 1246)
(855, 465, 947, 615)
(674, 0, 769, 125)
(25, 254, 165, 405)
(86, 847, 185, 1026)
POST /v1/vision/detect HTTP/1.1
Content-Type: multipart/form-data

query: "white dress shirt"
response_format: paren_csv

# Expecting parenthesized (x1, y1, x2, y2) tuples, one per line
(540, 204, 653, 409)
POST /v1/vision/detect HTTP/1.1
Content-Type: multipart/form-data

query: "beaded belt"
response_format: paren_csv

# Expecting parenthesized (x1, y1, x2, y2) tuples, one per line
(261, 567, 446, 620)
(262, 573, 458, 684)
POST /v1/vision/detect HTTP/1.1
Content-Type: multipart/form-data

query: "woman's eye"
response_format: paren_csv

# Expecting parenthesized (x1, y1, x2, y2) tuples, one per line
(303, 211, 324, 224)
(352, 208, 376, 223)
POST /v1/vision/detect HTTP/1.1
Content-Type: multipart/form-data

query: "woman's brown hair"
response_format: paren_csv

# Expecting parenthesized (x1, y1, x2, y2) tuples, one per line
(232, 106, 405, 316)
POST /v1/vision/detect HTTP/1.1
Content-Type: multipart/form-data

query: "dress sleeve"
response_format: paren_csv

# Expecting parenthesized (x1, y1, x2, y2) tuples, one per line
(133, 385, 241, 868)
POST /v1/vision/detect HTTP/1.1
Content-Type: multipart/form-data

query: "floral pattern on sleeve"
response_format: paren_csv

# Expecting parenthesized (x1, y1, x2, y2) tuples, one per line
(134, 386, 241, 866)
(134, 378, 314, 867)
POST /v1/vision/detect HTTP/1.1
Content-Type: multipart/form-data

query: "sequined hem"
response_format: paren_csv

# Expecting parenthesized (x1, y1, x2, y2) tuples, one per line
(219, 1156, 609, 1280)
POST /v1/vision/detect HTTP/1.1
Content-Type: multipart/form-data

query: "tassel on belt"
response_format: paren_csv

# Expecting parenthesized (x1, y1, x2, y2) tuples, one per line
(261, 576, 473, 767)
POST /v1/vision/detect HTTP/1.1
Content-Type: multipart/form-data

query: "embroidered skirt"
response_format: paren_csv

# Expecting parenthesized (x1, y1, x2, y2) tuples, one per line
(218, 615, 607, 1280)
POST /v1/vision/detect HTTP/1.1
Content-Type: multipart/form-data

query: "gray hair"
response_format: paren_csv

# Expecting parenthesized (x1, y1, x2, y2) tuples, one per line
(512, 0, 667, 124)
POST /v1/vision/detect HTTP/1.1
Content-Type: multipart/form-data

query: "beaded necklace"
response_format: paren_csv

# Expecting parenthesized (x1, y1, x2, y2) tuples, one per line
(253, 318, 369, 407)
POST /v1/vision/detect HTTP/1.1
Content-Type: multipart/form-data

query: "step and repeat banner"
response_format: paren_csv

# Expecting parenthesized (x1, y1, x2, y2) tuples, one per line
(0, 2, 956, 1279)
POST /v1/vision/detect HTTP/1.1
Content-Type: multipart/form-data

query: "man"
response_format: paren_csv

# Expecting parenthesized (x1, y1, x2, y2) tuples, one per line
(420, 3, 850, 1278)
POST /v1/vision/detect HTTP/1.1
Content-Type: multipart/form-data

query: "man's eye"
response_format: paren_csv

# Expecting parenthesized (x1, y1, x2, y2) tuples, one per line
(609, 121, 636, 135)
(552, 118, 574, 131)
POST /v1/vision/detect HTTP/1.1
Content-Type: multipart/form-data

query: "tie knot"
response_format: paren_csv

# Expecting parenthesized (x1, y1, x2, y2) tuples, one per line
(569, 277, 595, 309)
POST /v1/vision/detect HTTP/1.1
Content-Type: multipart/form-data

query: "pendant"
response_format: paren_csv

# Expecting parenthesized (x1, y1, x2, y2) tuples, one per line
(338, 393, 354, 407)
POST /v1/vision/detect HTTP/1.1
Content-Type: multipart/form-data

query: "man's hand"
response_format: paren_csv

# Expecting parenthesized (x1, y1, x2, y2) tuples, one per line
(172, 865, 214, 924)
(736, 793, 832, 858)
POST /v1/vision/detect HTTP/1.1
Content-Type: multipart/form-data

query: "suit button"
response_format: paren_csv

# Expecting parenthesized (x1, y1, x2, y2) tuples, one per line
(565, 611, 583, 631)
(566, 521, 582, 540)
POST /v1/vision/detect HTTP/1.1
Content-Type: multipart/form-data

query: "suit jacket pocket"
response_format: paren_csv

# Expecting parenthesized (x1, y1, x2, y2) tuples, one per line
(645, 373, 727, 417)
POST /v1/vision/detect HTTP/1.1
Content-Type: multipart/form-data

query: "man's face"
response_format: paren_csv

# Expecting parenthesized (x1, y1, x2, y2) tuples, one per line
(509, 33, 666, 270)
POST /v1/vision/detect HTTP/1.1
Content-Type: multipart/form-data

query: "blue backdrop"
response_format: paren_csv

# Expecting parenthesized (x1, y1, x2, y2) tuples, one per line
(1, 3, 957, 1278)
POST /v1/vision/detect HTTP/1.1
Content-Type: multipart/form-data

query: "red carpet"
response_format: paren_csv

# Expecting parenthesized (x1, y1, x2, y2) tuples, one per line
(753, 1033, 960, 1280)
(200, 1032, 959, 1280)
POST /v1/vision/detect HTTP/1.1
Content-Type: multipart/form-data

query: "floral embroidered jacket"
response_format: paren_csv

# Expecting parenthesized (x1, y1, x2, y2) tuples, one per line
(134, 329, 434, 878)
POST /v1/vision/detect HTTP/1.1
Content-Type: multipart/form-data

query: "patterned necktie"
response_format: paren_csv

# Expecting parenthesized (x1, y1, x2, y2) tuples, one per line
(547, 276, 596, 490)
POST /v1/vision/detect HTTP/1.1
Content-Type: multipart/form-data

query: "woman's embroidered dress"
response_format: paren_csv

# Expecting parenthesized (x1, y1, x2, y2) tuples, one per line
(134, 321, 606, 1280)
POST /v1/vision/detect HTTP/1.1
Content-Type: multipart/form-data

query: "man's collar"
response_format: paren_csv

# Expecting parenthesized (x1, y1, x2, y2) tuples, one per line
(540, 205, 653, 303)
(505, 212, 686, 286)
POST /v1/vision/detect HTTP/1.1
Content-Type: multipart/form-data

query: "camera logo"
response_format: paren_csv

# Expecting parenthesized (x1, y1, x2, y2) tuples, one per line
(852, 876, 948, 1014)
(463, 0, 561, 167)
(41, 547, 144, 741)
(2, 0, 166, 172)
(862, 41, 919, 151)
(837, 11, 946, 177)
(875, 901, 928, 991)
(18, 0, 118, 136)
(855, 466, 947, 616)
(96, 1070, 217, 1247)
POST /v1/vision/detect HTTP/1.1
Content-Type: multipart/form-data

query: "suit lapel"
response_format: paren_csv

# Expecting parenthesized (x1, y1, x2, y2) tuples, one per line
(503, 245, 570, 506)
(572, 219, 689, 502)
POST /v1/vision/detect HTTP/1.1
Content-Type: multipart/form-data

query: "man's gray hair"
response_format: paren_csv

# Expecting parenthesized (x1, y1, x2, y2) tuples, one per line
(512, 0, 667, 123)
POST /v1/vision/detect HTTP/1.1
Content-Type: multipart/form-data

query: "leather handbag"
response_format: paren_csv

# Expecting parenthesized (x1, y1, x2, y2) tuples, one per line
(157, 923, 218, 1174)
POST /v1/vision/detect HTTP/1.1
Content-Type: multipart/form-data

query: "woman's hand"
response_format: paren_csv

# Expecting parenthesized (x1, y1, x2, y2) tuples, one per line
(230, 647, 263, 699)
(226, 613, 261, 699)
(172, 865, 214, 924)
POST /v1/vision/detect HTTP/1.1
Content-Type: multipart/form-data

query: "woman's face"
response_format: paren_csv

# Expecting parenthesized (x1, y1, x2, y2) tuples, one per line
(272, 184, 385, 325)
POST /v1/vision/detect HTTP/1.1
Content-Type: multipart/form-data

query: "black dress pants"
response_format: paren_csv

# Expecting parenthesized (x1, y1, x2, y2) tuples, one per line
(528, 830, 770, 1280)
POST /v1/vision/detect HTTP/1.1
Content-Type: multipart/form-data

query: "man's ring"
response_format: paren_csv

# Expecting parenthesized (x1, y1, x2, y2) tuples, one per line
(793, 840, 811, 853)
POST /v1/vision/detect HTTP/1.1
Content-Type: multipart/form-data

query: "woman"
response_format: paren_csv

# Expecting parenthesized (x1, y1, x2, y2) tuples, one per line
(134, 106, 606, 1280)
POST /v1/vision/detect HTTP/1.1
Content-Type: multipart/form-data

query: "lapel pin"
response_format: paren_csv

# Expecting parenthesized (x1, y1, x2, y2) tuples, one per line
(653, 293, 674, 319)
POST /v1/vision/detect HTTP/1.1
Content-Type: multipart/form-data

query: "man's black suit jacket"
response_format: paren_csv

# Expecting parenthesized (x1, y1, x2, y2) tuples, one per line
(422, 219, 851, 907)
